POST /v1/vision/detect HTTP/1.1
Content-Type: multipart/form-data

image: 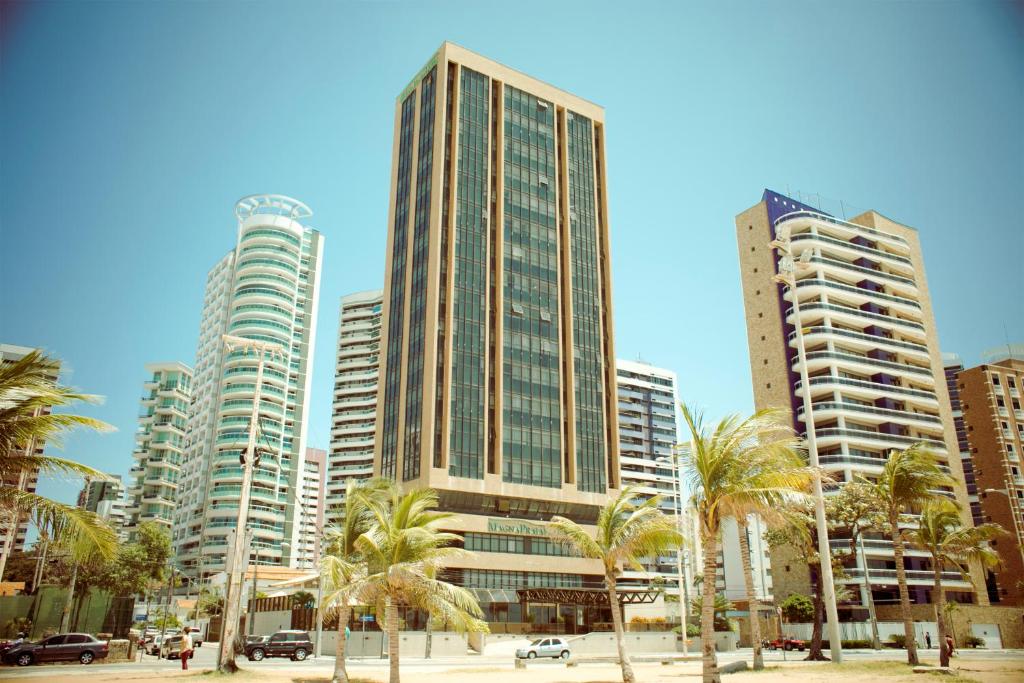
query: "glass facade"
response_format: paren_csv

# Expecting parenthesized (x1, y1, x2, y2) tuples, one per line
(567, 113, 607, 493)
(502, 85, 562, 488)
(448, 67, 490, 479)
(381, 92, 417, 479)
(402, 67, 437, 482)
(463, 532, 578, 557)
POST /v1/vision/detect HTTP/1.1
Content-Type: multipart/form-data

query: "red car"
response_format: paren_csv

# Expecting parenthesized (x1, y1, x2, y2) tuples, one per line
(766, 636, 806, 651)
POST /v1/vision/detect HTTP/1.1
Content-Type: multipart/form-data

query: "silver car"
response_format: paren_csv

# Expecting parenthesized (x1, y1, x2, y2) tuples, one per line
(515, 637, 570, 659)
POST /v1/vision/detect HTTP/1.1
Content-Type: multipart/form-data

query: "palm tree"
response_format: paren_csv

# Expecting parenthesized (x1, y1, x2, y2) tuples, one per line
(549, 485, 681, 683)
(0, 350, 117, 580)
(908, 500, 1002, 667)
(865, 445, 953, 666)
(679, 404, 812, 683)
(321, 478, 391, 683)
(351, 486, 486, 683)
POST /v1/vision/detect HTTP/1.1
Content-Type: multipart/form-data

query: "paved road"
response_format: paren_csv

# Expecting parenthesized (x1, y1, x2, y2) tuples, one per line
(2, 645, 1022, 678)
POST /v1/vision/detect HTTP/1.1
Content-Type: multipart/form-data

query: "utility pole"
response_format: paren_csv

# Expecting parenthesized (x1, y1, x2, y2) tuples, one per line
(771, 228, 843, 663)
(248, 546, 259, 636)
(216, 335, 283, 673)
(161, 566, 175, 639)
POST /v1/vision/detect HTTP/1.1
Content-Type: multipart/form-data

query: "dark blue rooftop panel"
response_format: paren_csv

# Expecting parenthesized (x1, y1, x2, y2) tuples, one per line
(761, 188, 832, 226)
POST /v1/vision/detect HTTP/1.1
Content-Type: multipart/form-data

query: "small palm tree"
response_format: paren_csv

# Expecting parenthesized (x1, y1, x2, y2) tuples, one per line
(908, 500, 1002, 667)
(549, 485, 681, 683)
(322, 478, 391, 683)
(865, 445, 953, 666)
(679, 404, 812, 683)
(351, 486, 486, 683)
(0, 350, 117, 580)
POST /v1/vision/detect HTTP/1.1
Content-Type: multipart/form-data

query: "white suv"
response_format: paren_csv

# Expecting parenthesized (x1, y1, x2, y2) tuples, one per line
(515, 637, 571, 659)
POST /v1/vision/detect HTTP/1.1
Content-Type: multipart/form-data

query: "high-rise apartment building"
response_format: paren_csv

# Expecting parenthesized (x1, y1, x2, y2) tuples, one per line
(78, 475, 128, 541)
(126, 361, 193, 541)
(173, 195, 324, 578)
(943, 353, 983, 526)
(615, 360, 681, 589)
(0, 344, 53, 559)
(958, 345, 1024, 606)
(736, 189, 983, 611)
(375, 43, 620, 632)
(297, 447, 326, 567)
(326, 290, 383, 522)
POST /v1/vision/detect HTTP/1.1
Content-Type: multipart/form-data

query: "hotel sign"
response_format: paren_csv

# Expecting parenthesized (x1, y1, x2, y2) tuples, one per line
(487, 518, 549, 537)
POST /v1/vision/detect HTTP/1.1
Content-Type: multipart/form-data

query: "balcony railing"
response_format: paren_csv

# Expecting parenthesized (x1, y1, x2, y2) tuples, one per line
(791, 232, 912, 266)
(814, 427, 947, 451)
(793, 278, 921, 311)
(793, 350, 932, 377)
(774, 210, 909, 246)
(796, 375, 938, 401)
(802, 401, 941, 425)
(808, 255, 917, 288)
(790, 326, 928, 355)
(787, 302, 925, 333)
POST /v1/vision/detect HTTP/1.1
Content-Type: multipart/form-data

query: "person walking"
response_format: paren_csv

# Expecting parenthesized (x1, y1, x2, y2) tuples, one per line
(925, 632, 932, 649)
(179, 627, 194, 671)
(945, 634, 955, 658)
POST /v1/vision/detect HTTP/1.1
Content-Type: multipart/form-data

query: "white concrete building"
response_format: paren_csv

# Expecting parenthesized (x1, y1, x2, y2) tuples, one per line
(296, 447, 326, 567)
(615, 360, 682, 592)
(172, 195, 324, 578)
(126, 361, 193, 541)
(326, 289, 383, 523)
(78, 474, 129, 542)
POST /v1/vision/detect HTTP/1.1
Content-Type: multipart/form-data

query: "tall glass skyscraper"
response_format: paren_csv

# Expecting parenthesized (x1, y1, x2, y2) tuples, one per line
(173, 195, 324, 578)
(375, 43, 621, 632)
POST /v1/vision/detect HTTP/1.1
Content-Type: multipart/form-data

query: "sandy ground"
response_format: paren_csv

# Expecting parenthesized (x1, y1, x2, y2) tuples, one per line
(21, 655, 1024, 683)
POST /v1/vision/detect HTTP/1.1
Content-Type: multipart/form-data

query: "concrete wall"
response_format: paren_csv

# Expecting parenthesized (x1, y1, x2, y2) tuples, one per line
(567, 630, 736, 654)
(317, 631, 468, 658)
(875, 604, 1024, 648)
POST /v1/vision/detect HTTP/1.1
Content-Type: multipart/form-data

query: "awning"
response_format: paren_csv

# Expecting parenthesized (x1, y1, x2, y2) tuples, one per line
(516, 587, 658, 606)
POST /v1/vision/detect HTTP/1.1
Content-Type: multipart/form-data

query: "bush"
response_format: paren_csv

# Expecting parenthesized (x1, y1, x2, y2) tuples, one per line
(888, 634, 907, 648)
(821, 639, 872, 649)
(963, 635, 985, 648)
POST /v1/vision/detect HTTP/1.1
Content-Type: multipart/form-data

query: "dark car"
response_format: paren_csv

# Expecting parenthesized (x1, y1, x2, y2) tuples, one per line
(244, 630, 312, 662)
(1, 633, 109, 666)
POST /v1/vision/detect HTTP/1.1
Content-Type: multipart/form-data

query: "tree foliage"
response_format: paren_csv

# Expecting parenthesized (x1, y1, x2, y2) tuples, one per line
(779, 594, 814, 623)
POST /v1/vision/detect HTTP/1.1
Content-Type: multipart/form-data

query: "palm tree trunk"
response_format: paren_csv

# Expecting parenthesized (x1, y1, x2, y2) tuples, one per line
(736, 517, 763, 670)
(891, 512, 919, 665)
(808, 579, 825, 661)
(933, 563, 949, 667)
(606, 574, 636, 683)
(424, 612, 432, 659)
(332, 604, 351, 683)
(60, 562, 78, 633)
(387, 599, 400, 683)
(700, 532, 720, 683)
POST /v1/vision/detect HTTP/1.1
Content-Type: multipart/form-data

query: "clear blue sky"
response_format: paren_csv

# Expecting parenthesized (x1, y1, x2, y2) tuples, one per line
(2, 1, 1022, 507)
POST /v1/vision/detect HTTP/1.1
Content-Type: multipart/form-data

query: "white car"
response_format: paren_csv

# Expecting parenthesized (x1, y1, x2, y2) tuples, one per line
(515, 637, 571, 660)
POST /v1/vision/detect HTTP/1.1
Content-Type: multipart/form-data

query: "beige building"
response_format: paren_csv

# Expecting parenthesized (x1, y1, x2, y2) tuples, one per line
(374, 42, 626, 633)
(958, 346, 1024, 606)
(735, 190, 984, 613)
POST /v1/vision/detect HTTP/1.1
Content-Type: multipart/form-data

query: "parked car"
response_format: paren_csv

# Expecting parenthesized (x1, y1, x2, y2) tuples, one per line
(160, 635, 197, 660)
(146, 635, 165, 656)
(515, 637, 571, 660)
(1, 633, 109, 666)
(244, 630, 312, 662)
(766, 636, 806, 651)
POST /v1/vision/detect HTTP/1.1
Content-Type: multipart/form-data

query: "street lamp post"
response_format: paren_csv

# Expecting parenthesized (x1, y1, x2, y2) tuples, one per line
(657, 453, 688, 656)
(771, 225, 843, 663)
(216, 335, 284, 672)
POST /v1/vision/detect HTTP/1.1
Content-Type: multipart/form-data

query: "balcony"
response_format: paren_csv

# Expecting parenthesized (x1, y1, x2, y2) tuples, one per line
(800, 401, 941, 428)
(794, 350, 932, 378)
(795, 375, 938, 406)
(791, 278, 921, 313)
(790, 232, 913, 270)
(808, 254, 917, 290)
(787, 302, 925, 336)
(842, 568, 970, 586)
(814, 427, 948, 452)
(774, 210, 909, 248)
(791, 326, 929, 360)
